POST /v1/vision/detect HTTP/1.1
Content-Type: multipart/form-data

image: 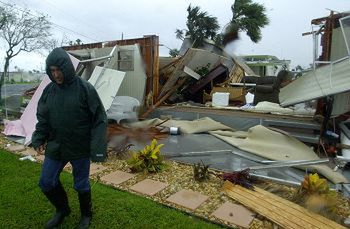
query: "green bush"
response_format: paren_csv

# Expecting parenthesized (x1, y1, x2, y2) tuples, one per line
(127, 139, 167, 173)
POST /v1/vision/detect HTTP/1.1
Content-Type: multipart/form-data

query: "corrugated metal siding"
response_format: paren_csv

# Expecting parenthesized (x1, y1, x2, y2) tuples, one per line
(332, 91, 350, 116)
(279, 57, 350, 106)
(331, 28, 348, 61)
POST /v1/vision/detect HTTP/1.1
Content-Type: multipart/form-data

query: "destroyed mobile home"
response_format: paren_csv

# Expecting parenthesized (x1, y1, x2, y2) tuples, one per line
(3, 13, 350, 229)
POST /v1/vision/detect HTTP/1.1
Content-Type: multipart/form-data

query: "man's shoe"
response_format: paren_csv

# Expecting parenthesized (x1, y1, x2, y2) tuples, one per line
(78, 215, 91, 229)
(78, 190, 92, 229)
(45, 209, 71, 229)
(43, 181, 71, 228)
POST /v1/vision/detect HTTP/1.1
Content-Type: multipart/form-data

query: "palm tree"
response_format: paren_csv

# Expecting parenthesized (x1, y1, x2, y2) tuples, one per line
(223, 0, 269, 45)
(176, 5, 220, 48)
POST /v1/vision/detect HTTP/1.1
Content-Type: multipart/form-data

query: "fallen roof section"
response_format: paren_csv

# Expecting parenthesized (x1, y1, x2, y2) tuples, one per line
(279, 56, 350, 107)
(158, 48, 235, 99)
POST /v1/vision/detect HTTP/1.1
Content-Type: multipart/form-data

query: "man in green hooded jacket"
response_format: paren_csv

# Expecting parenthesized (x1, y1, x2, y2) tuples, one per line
(32, 47, 107, 229)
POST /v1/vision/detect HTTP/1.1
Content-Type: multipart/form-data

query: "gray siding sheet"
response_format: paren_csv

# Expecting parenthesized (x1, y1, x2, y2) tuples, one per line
(280, 57, 350, 106)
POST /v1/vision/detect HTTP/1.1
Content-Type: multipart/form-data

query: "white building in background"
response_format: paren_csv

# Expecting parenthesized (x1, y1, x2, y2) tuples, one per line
(2, 71, 45, 83)
(240, 55, 291, 77)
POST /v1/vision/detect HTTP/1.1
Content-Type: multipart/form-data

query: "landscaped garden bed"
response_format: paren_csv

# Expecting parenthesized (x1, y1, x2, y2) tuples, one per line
(2, 134, 350, 228)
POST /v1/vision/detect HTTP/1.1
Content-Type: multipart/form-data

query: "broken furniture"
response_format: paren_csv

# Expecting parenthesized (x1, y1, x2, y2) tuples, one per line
(185, 64, 228, 103)
(107, 96, 140, 123)
(242, 70, 291, 105)
(157, 49, 235, 102)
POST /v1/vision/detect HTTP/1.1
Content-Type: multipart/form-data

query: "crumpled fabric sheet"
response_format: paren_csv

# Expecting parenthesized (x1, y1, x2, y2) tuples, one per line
(2, 119, 26, 137)
(127, 117, 233, 134)
(210, 125, 347, 184)
(240, 101, 315, 116)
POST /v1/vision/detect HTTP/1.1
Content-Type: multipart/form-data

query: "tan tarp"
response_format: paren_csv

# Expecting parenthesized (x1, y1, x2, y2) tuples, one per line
(127, 117, 232, 134)
(210, 125, 347, 184)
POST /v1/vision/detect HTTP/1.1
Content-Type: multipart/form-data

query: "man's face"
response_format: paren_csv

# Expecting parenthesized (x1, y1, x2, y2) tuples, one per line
(50, 66, 64, 85)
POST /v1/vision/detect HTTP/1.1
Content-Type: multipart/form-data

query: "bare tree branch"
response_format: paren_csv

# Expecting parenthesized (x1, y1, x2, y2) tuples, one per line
(0, 4, 53, 103)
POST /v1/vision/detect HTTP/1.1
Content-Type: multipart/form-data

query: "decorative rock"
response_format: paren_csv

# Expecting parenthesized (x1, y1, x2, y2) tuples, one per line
(211, 202, 255, 228)
(6, 144, 25, 152)
(35, 155, 45, 162)
(100, 170, 136, 185)
(130, 179, 168, 196)
(166, 189, 209, 211)
(21, 148, 37, 156)
(90, 163, 107, 175)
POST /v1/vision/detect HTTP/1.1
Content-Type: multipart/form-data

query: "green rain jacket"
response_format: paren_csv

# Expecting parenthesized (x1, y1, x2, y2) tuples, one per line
(31, 48, 107, 162)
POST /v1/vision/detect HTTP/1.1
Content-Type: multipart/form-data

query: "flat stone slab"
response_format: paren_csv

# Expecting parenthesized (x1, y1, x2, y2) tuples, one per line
(21, 148, 37, 156)
(130, 179, 168, 196)
(211, 202, 255, 228)
(90, 163, 107, 175)
(100, 170, 135, 185)
(35, 155, 45, 162)
(166, 189, 209, 211)
(6, 144, 25, 152)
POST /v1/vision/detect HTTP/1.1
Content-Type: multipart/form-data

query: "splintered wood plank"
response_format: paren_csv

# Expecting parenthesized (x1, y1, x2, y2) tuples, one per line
(223, 181, 345, 229)
(233, 186, 343, 229)
(226, 188, 308, 229)
(242, 184, 340, 228)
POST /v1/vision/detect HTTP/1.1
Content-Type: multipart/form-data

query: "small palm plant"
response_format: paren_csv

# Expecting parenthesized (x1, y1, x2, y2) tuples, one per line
(127, 139, 167, 173)
(293, 173, 338, 214)
(193, 161, 210, 182)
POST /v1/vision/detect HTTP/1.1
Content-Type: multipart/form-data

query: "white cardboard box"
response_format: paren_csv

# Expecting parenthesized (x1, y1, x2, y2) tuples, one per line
(212, 92, 229, 107)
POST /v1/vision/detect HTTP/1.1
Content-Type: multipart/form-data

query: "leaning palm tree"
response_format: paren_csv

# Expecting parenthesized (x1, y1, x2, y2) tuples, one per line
(223, 0, 269, 45)
(176, 5, 220, 48)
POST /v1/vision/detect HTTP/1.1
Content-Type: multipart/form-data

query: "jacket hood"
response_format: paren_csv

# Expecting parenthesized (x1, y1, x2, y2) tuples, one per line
(46, 48, 76, 85)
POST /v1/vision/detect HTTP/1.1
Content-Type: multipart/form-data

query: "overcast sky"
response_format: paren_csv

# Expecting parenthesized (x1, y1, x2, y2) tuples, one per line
(1, 0, 349, 71)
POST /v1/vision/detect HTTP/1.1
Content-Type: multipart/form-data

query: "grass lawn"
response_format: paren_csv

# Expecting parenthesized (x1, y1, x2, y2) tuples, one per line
(0, 150, 224, 229)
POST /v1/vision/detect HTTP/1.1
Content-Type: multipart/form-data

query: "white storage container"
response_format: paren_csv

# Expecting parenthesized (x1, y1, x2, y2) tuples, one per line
(212, 92, 229, 107)
(340, 121, 350, 158)
(341, 132, 350, 158)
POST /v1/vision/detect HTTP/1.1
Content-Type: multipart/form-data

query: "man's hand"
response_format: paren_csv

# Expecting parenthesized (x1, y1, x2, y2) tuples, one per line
(35, 144, 46, 155)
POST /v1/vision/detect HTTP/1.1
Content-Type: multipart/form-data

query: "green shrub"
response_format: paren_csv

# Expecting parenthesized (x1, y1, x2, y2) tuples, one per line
(127, 139, 167, 173)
